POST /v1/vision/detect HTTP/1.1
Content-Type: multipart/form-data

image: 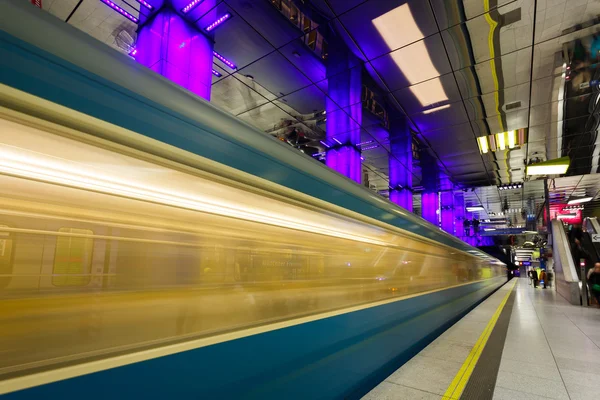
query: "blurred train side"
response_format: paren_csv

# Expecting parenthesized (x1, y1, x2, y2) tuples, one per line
(0, 121, 502, 375)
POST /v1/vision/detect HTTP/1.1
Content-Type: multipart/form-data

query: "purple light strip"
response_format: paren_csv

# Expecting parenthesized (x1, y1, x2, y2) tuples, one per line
(135, 0, 152, 10)
(319, 140, 330, 148)
(362, 145, 379, 150)
(333, 138, 342, 145)
(99, 0, 139, 23)
(129, 48, 138, 57)
(212, 69, 222, 77)
(213, 51, 236, 70)
(205, 13, 231, 32)
(181, 0, 204, 14)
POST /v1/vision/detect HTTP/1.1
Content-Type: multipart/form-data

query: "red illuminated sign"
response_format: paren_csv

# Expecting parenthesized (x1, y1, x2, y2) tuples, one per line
(549, 204, 582, 225)
(31, 0, 42, 8)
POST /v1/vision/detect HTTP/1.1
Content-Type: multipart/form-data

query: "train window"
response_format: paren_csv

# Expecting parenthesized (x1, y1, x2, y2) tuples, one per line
(53, 228, 94, 287)
(0, 225, 13, 288)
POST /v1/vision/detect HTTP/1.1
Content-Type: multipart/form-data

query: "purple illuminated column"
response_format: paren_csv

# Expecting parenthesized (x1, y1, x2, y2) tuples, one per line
(421, 192, 439, 226)
(325, 43, 362, 183)
(135, 6, 214, 100)
(440, 190, 454, 234)
(454, 191, 465, 238)
(389, 117, 413, 211)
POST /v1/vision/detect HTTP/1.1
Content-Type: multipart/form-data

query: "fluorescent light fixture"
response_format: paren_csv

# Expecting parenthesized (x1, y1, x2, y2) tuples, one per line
(333, 138, 342, 145)
(507, 130, 516, 148)
(522, 231, 538, 234)
(496, 132, 506, 150)
(477, 136, 488, 154)
(319, 140, 330, 148)
(136, 0, 153, 10)
(466, 206, 485, 212)
(181, 0, 204, 14)
(567, 196, 593, 205)
(484, 228, 496, 231)
(205, 13, 231, 32)
(422, 104, 450, 114)
(211, 69, 222, 77)
(99, 0, 138, 23)
(526, 156, 570, 175)
(213, 51, 236, 70)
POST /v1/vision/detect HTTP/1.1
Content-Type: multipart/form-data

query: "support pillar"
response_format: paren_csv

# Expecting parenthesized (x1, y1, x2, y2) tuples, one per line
(419, 148, 440, 226)
(454, 191, 465, 238)
(421, 192, 439, 226)
(325, 40, 362, 183)
(440, 190, 454, 234)
(389, 117, 413, 211)
(136, 6, 214, 101)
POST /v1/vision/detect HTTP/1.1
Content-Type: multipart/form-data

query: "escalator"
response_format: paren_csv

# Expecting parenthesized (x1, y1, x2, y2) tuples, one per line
(550, 220, 581, 304)
(582, 217, 600, 266)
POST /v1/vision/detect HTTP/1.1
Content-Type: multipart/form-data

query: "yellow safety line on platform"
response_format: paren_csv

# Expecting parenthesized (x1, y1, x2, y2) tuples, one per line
(442, 279, 516, 399)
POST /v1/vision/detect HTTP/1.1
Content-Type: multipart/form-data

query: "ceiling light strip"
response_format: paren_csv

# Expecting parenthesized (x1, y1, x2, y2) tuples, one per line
(205, 13, 231, 32)
(211, 69, 222, 77)
(212, 51, 236, 70)
(99, 0, 139, 23)
(135, 0, 152, 10)
(181, 0, 204, 14)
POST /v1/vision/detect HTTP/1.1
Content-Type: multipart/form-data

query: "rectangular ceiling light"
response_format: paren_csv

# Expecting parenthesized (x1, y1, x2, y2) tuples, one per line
(567, 196, 593, 205)
(181, 0, 204, 14)
(477, 136, 488, 154)
(496, 132, 506, 150)
(205, 13, 231, 32)
(409, 78, 449, 108)
(372, 4, 425, 52)
(526, 156, 570, 175)
(507, 130, 516, 148)
(466, 206, 485, 212)
(100, 0, 139, 23)
(373, 5, 447, 106)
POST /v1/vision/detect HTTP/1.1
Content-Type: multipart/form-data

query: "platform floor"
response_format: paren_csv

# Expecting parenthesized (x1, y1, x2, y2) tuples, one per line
(363, 278, 600, 400)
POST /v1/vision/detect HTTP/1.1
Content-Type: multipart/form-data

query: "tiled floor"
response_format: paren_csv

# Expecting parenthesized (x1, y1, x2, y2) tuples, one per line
(362, 282, 515, 399)
(493, 279, 600, 400)
(362, 279, 600, 400)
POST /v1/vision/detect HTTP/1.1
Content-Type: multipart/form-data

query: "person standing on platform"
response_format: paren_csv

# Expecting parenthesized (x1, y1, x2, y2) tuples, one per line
(539, 269, 547, 289)
(588, 263, 600, 307)
(530, 268, 538, 288)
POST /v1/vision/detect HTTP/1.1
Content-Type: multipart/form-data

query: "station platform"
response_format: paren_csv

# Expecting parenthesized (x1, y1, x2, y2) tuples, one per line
(363, 278, 600, 400)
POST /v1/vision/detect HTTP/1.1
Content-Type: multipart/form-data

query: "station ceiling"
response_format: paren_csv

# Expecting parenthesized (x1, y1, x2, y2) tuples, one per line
(36, 0, 600, 219)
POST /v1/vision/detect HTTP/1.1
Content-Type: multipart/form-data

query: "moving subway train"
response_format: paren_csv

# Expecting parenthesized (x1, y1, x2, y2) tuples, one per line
(0, 4, 505, 397)
(0, 107, 502, 378)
